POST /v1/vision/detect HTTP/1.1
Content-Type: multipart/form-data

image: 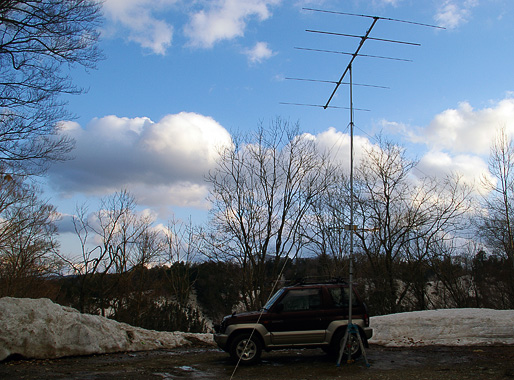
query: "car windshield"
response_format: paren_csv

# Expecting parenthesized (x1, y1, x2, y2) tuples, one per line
(262, 288, 285, 310)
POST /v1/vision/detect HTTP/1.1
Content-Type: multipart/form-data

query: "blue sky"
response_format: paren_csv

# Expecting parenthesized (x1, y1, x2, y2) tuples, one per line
(46, 0, 514, 255)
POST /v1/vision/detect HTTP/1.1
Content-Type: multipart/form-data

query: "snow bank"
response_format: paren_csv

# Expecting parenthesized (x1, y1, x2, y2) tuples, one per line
(370, 308, 514, 347)
(0, 297, 213, 361)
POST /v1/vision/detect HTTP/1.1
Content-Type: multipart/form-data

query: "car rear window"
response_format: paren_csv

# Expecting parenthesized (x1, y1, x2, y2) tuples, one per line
(328, 287, 359, 308)
(280, 289, 321, 311)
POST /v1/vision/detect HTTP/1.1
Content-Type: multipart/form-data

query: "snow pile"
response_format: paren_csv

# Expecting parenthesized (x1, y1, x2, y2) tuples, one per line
(370, 308, 514, 347)
(0, 297, 213, 361)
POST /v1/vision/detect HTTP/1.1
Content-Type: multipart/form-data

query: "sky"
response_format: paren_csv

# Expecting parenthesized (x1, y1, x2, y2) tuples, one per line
(2, 297, 514, 360)
(44, 0, 514, 256)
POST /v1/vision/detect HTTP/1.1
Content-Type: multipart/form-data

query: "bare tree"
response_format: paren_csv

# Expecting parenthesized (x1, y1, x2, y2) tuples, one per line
(0, 178, 60, 297)
(477, 127, 514, 305)
(479, 128, 514, 265)
(0, 0, 102, 175)
(300, 172, 351, 278)
(125, 226, 162, 325)
(133, 228, 162, 269)
(428, 241, 480, 309)
(205, 119, 334, 309)
(66, 190, 152, 315)
(0, 1, 102, 297)
(351, 140, 472, 314)
(163, 217, 200, 306)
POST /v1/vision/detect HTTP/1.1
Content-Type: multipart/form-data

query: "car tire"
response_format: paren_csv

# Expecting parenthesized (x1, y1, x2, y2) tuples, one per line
(229, 333, 262, 365)
(329, 328, 362, 360)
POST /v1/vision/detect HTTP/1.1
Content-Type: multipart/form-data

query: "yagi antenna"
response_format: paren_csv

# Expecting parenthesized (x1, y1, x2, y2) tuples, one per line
(323, 16, 380, 109)
(299, 8, 444, 108)
(283, 8, 445, 110)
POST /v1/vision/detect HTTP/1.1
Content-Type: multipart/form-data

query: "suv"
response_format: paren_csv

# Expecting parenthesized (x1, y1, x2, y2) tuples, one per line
(213, 281, 372, 364)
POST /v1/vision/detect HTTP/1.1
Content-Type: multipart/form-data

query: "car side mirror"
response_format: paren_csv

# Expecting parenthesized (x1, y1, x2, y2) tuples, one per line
(275, 303, 284, 313)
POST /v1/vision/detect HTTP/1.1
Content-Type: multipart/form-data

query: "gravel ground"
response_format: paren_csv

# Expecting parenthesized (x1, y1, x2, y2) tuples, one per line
(1, 344, 514, 380)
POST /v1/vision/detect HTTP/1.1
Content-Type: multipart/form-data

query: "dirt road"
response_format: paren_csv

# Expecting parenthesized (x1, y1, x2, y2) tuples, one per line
(2, 344, 514, 380)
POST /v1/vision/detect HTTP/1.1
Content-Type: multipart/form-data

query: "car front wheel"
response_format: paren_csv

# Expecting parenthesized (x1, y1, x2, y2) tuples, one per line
(229, 333, 262, 365)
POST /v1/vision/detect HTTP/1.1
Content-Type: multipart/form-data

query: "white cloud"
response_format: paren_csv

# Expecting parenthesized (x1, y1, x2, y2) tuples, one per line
(372, 0, 402, 6)
(102, 0, 177, 54)
(417, 150, 493, 193)
(382, 97, 514, 195)
(130, 183, 211, 211)
(102, 0, 283, 54)
(381, 120, 418, 142)
(309, 127, 376, 170)
(434, 0, 478, 29)
(311, 127, 491, 196)
(184, 0, 281, 48)
(48, 113, 232, 213)
(415, 98, 514, 155)
(244, 41, 275, 63)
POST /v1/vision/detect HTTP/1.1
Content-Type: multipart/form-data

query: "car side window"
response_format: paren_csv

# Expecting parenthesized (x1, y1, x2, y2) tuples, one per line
(280, 289, 321, 312)
(328, 288, 346, 308)
(328, 287, 359, 308)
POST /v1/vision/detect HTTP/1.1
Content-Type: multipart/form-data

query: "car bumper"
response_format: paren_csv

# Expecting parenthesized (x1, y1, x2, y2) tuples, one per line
(213, 333, 229, 351)
(363, 327, 373, 340)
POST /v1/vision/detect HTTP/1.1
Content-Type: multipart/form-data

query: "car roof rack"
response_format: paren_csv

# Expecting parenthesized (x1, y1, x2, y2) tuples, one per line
(290, 277, 349, 286)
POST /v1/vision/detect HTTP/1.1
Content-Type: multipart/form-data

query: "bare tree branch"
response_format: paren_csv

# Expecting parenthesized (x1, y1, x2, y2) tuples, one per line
(0, 0, 102, 175)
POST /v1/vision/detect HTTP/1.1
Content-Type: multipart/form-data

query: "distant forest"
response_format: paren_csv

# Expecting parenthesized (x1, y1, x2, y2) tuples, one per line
(1, 252, 512, 334)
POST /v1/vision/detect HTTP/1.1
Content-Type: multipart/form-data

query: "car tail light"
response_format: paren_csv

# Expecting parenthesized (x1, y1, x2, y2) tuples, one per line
(363, 313, 370, 327)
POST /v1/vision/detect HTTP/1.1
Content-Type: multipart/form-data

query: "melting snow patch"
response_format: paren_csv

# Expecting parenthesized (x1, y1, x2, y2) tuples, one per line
(0, 297, 213, 361)
(369, 308, 514, 347)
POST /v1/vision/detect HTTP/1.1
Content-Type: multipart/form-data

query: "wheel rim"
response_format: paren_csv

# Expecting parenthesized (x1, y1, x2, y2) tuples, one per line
(235, 339, 257, 361)
(344, 334, 359, 354)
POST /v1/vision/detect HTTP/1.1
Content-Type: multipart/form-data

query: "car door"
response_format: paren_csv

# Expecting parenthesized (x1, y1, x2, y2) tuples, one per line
(267, 288, 326, 345)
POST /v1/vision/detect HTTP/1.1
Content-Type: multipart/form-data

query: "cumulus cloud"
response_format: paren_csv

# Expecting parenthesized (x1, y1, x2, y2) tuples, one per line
(102, 0, 177, 54)
(48, 113, 232, 212)
(417, 150, 493, 193)
(309, 127, 376, 170)
(381, 97, 514, 195)
(310, 127, 490, 194)
(184, 0, 281, 48)
(415, 98, 514, 155)
(434, 0, 478, 29)
(244, 41, 275, 63)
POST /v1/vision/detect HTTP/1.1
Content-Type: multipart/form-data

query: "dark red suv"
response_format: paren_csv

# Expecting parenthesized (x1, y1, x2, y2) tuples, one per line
(213, 281, 372, 364)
